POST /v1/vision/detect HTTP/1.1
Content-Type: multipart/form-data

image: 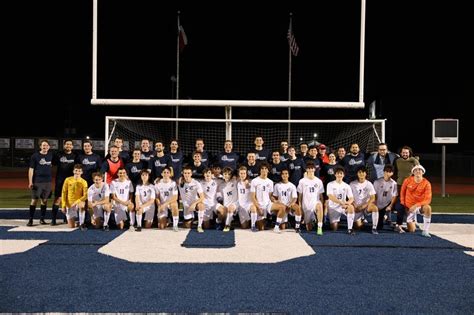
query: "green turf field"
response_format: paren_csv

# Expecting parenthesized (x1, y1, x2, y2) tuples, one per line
(0, 188, 472, 212)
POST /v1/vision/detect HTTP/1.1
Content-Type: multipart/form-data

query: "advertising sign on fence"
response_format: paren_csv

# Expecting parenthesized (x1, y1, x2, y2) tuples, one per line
(0, 138, 10, 149)
(15, 139, 35, 149)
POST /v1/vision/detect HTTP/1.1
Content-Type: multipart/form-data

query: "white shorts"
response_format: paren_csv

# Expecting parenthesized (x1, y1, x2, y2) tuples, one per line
(183, 203, 199, 220)
(328, 205, 349, 224)
(113, 203, 128, 224)
(256, 202, 273, 221)
(302, 200, 322, 214)
(66, 204, 82, 220)
(91, 205, 105, 220)
(142, 205, 155, 221)
(407, 206, 422, 223)
(354, 207, 368, 222)
(302, 200, 322, 223)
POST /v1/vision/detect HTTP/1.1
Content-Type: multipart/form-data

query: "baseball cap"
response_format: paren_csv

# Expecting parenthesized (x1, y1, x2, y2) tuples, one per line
(318, 144, 326, 150)
(411, 164, 426, 174)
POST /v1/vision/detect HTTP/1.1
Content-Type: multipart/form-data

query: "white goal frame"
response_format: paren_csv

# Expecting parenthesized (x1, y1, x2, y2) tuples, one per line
(92, 0, 367, 109)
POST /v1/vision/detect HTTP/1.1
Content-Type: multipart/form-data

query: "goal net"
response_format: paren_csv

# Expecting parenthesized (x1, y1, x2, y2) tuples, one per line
(105, 116, 385, 156)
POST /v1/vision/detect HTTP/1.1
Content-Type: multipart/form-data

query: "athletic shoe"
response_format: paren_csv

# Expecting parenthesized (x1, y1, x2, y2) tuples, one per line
(173, 226, 179, 232)
(39, 218, 47, 225)
(251, 226, 258, 232)
(371, 228, 379, 235)
(197, 226, 204, 233)
(394, 225, 405, 234)
(135, 226, 142, 232)
(223, 225, 231, 232)
(50, 219, 57, 226)
(421, 230, 431, 238)
(129, 225, 135, 231)
(103, 226, 110, 232)
(27, 219, 33, 227)
(317, 227, 323, 235)
(347, 229, 355, 235)
(273, 226, 281, 233)
(295, 227, 301, 233)
(80, 224, 88, 231)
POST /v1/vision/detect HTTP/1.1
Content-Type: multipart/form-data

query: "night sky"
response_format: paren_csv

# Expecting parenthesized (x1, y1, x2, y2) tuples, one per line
(2, 1, 472, 154)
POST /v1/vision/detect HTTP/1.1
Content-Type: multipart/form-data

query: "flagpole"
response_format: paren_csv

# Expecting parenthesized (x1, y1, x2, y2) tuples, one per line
(288, 13, 293, 143)
(176, 11, 180, 139)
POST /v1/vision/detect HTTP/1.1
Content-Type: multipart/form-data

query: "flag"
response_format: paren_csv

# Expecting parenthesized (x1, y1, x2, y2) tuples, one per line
(179, 25, 188, 52)
(287, 28, 299, 56)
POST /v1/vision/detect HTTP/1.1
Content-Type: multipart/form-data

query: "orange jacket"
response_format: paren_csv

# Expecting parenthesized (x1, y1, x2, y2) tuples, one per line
(400, 176, 432, 208)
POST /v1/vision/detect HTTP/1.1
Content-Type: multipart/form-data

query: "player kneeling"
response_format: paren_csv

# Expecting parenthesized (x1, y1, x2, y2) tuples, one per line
(61, 164, 88, 230)
(274, 169, 302, 233)
(110, 168, 134, 230)
(216, 167, 240, 232)
(134, 170, 156, 231)
(178, 166, 205, 232)
(155, 167, 179, 231)
(350, 166, 380, 234)
(327, 166, 356, 235)
(87, 172, 112, 231)
(235, 166, 254, 230)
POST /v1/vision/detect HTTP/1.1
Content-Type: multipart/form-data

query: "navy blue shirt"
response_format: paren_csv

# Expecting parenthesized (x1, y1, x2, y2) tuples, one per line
(30, 151, 53, 183)
(287, 157, 305, 187)
(216, 151, 240, 171)
(170, 150, 184, 181)
(53, 151, 76, 180)
(76, 153, 102, 186)
(125, 160, 148, 187)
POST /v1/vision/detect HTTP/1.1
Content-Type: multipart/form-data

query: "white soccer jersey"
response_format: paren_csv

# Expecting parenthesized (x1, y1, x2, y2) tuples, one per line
(155, 179, 178, 203)
(87, 183, 110, 202)
(201, 179, 219, 207)
(135, 183, 156, 204)
(250, 177, 274, 207)
(178, 179, 203, 207)
(297, 177, 325, 210)
(350, 179, 376, 207)
(219, 179, 238, 207)
(374, 177, 398, 209)
(237, 180, 252, 207)
(273, 182, 298, 206)
(110, 179, 134, 201)
(327, 180, 354, 208)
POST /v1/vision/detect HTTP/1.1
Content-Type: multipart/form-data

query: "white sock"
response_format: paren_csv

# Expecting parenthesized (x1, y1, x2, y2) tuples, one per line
(347, 213, 355, 230)
(173, 216, 179, 227)
(251, 213, 257, 228)
(79, 211, 85, 225)
(295, 215, 301, 228)
(372, 211, 379, 229)
(317, 222, 323, 228)
(225, 213, 233, 226)
(136, 214, 142, 227)
(198, 211, 204, 228)
(423, 216, 431, 232)
(275, 217, 282, 226)
(103, 212, 109, 226)
(129, 212, 135, 226)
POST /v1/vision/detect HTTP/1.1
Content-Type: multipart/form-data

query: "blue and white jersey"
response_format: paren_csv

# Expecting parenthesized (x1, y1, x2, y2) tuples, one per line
(88, 183, 110, 202)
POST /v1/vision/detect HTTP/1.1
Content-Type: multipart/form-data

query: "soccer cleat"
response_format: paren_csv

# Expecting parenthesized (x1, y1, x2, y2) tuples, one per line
(421, 230, 431, 238)
(80, 224, 88, 231)
(135, 226, 142, 232)
(371, 228, 379, 235)
(103, 225, 110, 232)
(173, 226, 179, 232)
(251, 226, 258, 232)
(197, 226, 204, 233)
(317, 227, 323, 235)
(295, 227, 301, 233)
(347, 229, 355, 235)
(273, 226, 281, 233)
(40, 218, 47, 225)
(223, 225, 231, 232)
(27, 219, 33, 227)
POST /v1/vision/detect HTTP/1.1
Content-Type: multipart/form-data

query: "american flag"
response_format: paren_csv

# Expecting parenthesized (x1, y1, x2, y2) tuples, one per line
(179, 25, 188, 52)
(287, 28, 299, 56)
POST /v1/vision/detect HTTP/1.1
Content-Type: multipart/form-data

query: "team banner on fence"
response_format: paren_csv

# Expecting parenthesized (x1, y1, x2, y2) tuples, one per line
(15, 139, 35, 149)
(72, 140, 82, 150)
(91, 140, 105, 150)
(47, 139, 59, 150)
(0, 138, 10, 149)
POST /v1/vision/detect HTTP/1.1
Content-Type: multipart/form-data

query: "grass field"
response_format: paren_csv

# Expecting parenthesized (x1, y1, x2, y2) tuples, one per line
(0, 188, 472, 212)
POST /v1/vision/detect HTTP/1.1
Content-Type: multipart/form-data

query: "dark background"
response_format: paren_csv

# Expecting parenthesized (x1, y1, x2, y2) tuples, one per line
(2, 0, 472, 154)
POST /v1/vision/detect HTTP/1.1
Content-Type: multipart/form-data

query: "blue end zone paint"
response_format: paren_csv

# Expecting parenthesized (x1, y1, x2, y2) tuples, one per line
(181, 229, 235, 248)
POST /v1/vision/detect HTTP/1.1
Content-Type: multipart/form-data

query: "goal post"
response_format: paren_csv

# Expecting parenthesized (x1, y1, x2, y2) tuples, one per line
(105, 116, 385, 157)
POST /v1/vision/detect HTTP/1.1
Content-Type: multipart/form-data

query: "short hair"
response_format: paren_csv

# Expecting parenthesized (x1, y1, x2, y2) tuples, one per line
(305, 161, 316, 169)
(73, 164, 83, 170)
(334, 166, 345, 174)
(222, 167, 233, 175)
(39, 139, 49, 146)
(383, 164, 394, 172)
(92, 172, 103, 179)
(357, 165, 368, 173)
(259, 162, 270, 171)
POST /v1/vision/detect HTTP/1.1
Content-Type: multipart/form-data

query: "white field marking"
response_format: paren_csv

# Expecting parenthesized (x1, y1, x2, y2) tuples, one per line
(98, 229, 315, 263)
(429, 223, 474, 250)
(0, 239, 47, 255)
(0, 219, 77, 232)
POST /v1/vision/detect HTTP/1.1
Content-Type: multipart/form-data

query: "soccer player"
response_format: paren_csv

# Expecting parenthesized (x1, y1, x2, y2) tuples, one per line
(134, 170, 156, 231)
(125, 149, 148, 189)
(215, 140, 239, 171)
(373, 164, 398, 231)
(139, 138, 155, 163)
(241, 151, 260, 180)
(105, 137, 129, 163)
(190, 151, 206, 179)
(400, 165, 432, 237)
(87, 172, 111, 230)
(61, 164, 88, 229)
(303, 145, 322, 178)
(287, 146, 305, 187)
(250, 163, 286, 232)
(169, 138, 184, 181)
(27, 139, 53, 226)
(273, 169, 302, 232)
(297, 162, 325, 235)
(253, 136, 271, 163)
(269, 150, 287, 183)
(178, 166, 205, 232)
(150, 140, 172, 181)
(200, 168, 220, 229)
(216, 167, 239, 232)
(298, 142, 309, 159)
(76, 139, 101, 187)
(350, 166, 379, 234)
(237, 166, 254, 230)
(279, 140, 290, 162)
(336, 146, 346, 163)
(110, 168, 134, 230)
(101, 145, 125, 184)
(193, 138, 210, 167)
(327, 166, 355, 234)
(51, 139, 75, 225)
(155, 167, 179, 231)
